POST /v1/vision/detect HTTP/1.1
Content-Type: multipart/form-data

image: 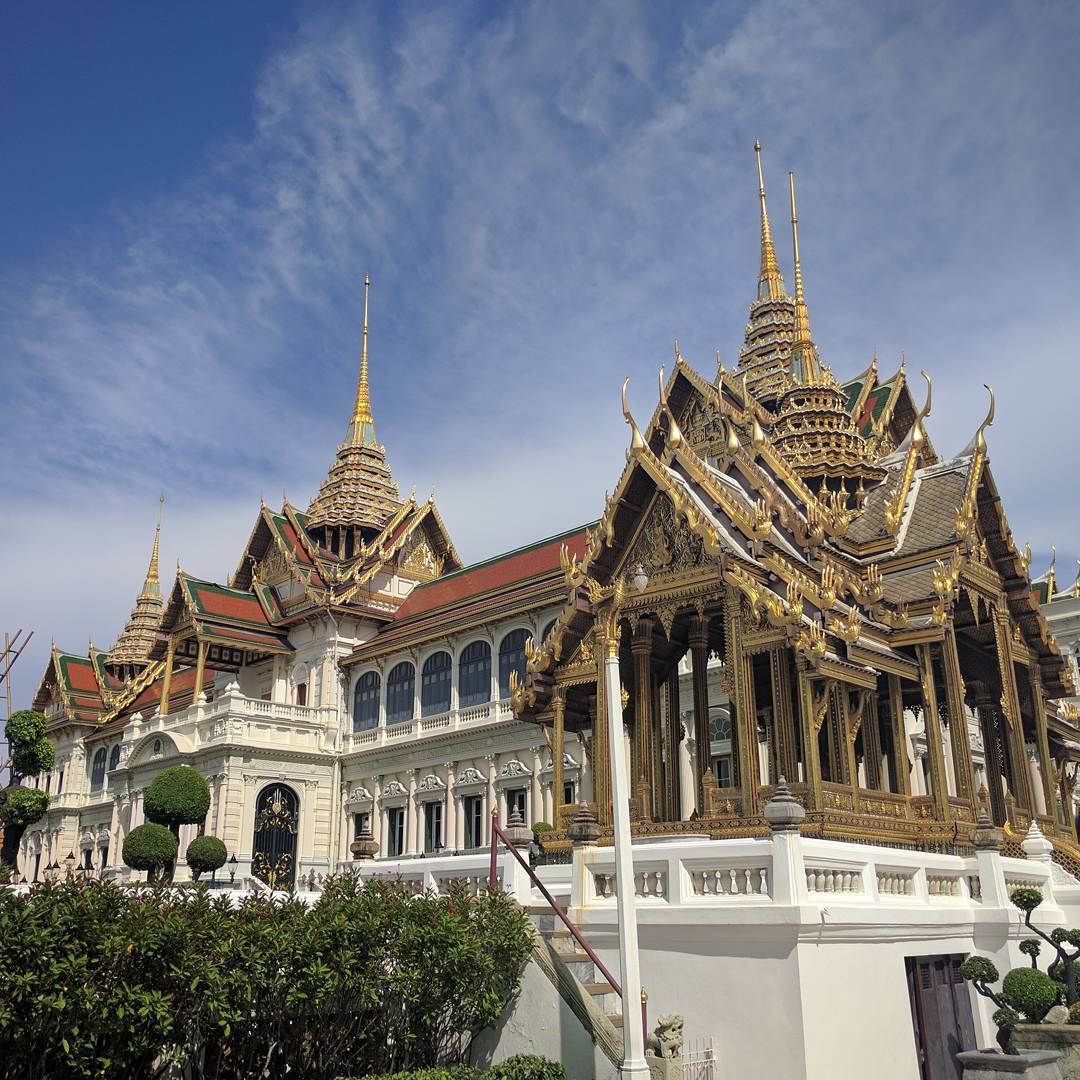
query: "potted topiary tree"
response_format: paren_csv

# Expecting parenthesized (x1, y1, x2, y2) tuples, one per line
(185, 835, 227, 882)
(122, 823, 179, 882)
(0, 709, 56, 869)
(143, 765, 211, 880)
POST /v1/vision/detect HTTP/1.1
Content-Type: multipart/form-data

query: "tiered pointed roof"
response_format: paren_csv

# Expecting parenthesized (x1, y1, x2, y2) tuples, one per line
(108, 500, 165, 669)
(307, 276, 401, 540)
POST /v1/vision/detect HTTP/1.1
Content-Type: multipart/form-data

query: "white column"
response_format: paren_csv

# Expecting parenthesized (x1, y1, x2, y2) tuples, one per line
(531, 749, 544, 825)
(680, 729, 697, 820)
(444, 764, 456, 850)
(604, 652, 649, 1078)
(405, 772, 418, 854)
(485, 756, 498, 844)
(371, 778, 382, 852)
(1028, 747, 1048, 816)
(543, 777, 554, 823)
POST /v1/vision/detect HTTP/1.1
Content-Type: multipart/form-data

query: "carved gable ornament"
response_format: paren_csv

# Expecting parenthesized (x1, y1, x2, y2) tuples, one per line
(682, 396, 727, 458)
(347, 785, 373, 803)
(622, 493, 708, 582)
(382, 779, 408, 798)
(457, 766, 486, 787)
(401, 534, 437, 576)
(417, 773, 446, 793)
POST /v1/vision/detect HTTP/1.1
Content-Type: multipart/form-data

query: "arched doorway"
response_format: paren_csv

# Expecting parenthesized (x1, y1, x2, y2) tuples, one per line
(251, 784, 299, 890)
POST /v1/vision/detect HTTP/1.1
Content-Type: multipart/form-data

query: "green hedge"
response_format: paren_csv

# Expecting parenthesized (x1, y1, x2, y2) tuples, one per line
(0, 875, 532, 1080)
(354, 1057, 565, 1080)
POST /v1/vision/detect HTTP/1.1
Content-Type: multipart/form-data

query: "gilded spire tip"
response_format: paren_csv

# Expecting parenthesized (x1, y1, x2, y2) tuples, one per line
(754, 140, 785, 302)
(142, 496, 163, 597)
(788, 170, 818, 383)
(345, 273, 377, 447)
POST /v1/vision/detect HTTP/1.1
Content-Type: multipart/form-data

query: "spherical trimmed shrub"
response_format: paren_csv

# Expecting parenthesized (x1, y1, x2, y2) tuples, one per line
(13, 738, 56, 778)
(0, 786, 50, 827)
(1002, 966, 1060, 1021)
(1010, 886, 1044, 914)
(144, 766, 211, 832)
(960, 956, 999, 986)
(5, 710, 45, 746)
(123, 823, 179, 879)
(186, 834, 227, 879)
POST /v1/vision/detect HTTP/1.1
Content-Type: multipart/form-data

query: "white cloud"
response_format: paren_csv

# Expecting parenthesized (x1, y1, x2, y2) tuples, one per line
(2, 0, 1078, 704)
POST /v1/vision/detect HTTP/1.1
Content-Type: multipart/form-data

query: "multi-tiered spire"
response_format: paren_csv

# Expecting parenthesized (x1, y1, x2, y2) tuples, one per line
(307, 275, 401, 555)
(737, 141, 796, 402)
(787, 170, 819, 384)
(107, 497, 166, 676)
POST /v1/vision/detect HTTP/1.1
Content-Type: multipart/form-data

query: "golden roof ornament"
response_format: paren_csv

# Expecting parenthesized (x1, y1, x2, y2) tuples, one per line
(755, 138, 786, 302)
(107, 496, 166, 672)
(307, 274, 402, 541)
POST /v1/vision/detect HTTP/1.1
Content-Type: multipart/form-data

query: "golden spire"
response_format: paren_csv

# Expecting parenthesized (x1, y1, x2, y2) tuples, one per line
(755, 140, 785, 301)
(788, 171, 819, 383)
(142, 495, 163, 597)
(345, 274, 377, 447)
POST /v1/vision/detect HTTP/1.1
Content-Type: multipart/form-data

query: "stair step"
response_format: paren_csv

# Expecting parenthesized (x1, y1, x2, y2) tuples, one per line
(584, 982, 615, 996)
(608, 1013, 624, 1028)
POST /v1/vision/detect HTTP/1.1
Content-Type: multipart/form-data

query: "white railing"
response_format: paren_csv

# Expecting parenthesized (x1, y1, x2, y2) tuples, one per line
(339, 851, 533, 904)
(342, 699, 514, 754)
(570, 834, 1057, 914)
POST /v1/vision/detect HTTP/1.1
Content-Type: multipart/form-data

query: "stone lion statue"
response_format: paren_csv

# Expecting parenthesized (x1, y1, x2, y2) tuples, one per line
(646, 1013, 684, 1059)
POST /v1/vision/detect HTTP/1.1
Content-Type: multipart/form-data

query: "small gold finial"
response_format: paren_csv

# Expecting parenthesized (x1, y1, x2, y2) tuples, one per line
(142, 495, 163, 597)
(754, 140, 785, 301)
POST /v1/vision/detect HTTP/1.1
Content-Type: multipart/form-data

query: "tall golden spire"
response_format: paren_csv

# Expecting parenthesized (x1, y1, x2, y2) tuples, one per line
(788, 171, 819, 383)
(755, 140, 785, 301)
(344, 274, 377, 447)
(142, 494, 163, 597)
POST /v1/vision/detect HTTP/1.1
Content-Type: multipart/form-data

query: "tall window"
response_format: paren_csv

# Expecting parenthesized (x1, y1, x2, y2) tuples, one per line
(109, 744, 121, 771)
(463, 795, 483, 849)
(386, 662, 415, 725)
(90, 749, 107, 792)
(421, 652, 452, 717)
(499, 629, 529, 698)
(296, 682, 308, 706)
(458, 641, 491, 708)
(423, 801, 443, 853)
(353, 671, 381, 732)
(387, 807, 405, 857)
(507, 787, 528, 823)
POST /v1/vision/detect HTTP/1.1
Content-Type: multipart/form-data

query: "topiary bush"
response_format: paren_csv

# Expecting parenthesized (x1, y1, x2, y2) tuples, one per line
(0, 787, 49, 828)
(122, 823, 178, 880)
(486, 1055, 567, 1080)
(4, 710, 45, 746)
(12, 739, 55, 778)
(144, 766, 211, 834)
(1001, 967, 1060, 1021)
(1, 711, 55, 869)
(185, 835, 227, 879)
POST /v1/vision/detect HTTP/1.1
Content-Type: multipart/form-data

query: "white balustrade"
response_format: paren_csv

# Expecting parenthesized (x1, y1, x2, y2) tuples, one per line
(342, 698, 513, 755)
(926, 874, 962, 898)
(877, 870, 917, 897)
(805, 867, 863, 895)
(691, 866, 769, 897)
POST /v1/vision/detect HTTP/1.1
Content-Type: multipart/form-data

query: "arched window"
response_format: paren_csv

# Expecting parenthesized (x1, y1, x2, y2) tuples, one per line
(353, 671, 381, 732)
(109, 744, 121, 771)
(385, 662, 415, 725)
(499, 629, 530, 698)
(90, 748, 107, 792)
(458, 641, 492, 709)
(421, 652, 452, 717)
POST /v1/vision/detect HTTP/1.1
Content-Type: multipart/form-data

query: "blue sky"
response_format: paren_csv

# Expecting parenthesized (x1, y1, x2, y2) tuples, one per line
(2, 0, 1078, 713)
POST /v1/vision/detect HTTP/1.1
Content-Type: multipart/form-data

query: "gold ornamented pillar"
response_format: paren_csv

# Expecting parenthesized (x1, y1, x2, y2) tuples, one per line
(593, 637, 612, 827)
(689, 615, 711, 811)
(631, 617, 654, 821)
(976, 699, 1008, 827)
(941, 629, 977, 814)
(160, 637, 176, 715)
(796, 669, 823, 812)
(725, 591, 759, 815)
(192, 640, 208, 704)
(861, 692, 883, 791)
(552, 690, 565, 829)
(917, 644, 952, 821)
(1027, 667, 1057, 821)
(666, 670, 681, 822)
(992, 606, 1034, 815)
(887, 675, 912, 798)
(771, 648, 799, 782)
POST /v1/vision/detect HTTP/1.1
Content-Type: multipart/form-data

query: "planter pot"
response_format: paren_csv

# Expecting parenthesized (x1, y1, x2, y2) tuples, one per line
(957, 1049, 1062, 1079)
(1015, 1025, 1080, 1080)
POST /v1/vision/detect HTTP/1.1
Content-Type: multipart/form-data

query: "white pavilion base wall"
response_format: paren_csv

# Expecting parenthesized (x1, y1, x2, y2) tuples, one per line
(353, 833, 1073, 1080)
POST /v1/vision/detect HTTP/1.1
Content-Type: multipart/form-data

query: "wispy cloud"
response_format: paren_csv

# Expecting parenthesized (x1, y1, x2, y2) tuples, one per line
(2, 0, 1078, 703)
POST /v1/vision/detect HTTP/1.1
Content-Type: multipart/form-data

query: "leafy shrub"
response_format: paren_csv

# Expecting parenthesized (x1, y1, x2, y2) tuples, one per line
(122, 823, 178, 878)
(0, 876, 531, 1080)
(1010, 886, 1044, 914)
(144, 766, 211, 833)
(1002, 967, 1060, 1021)
(1020, 939, 1042, 968)
(4, 711, 45, 746)
(12, 740, 55, 777)
(487, 1054, 567, 1080)
(0, 788, 49, 828)
(1068, 1001, 1080, 1024)
(0, 863, 12, 884)
(359, 1068, 480, 1080)
(185, 835, 227, 878)
(531, 822, 553, 838)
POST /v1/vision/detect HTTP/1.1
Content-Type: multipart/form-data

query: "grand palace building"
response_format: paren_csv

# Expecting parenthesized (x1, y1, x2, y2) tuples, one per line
(17, 147, 1080, 897)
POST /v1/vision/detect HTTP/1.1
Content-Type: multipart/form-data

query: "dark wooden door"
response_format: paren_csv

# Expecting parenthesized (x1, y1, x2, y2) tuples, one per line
(906, 954, 977, 1080)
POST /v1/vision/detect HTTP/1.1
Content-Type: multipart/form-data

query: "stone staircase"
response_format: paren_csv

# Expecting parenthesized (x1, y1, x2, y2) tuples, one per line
(525, 906, 625, 1068)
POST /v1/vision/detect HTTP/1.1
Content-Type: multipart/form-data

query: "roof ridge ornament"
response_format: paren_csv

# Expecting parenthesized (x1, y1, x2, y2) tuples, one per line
(788, 170, 819, 385)
(344, 273, 377, 448)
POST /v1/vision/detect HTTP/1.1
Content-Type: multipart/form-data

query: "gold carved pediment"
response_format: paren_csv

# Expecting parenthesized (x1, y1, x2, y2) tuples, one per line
(621, 494, 708, 583)
(682, 397, 726, 457)
(401, 534, 438, 577)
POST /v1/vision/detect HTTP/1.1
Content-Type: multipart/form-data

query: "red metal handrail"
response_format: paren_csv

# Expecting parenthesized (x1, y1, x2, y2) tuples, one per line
(489, 815, 623, 997)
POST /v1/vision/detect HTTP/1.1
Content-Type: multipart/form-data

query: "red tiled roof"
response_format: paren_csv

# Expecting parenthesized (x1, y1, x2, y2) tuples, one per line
(394, 526, 589, 620)
(127, 665, 213, 713)
(190, 582, 272, 626)
(63, 656, 101, 693)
